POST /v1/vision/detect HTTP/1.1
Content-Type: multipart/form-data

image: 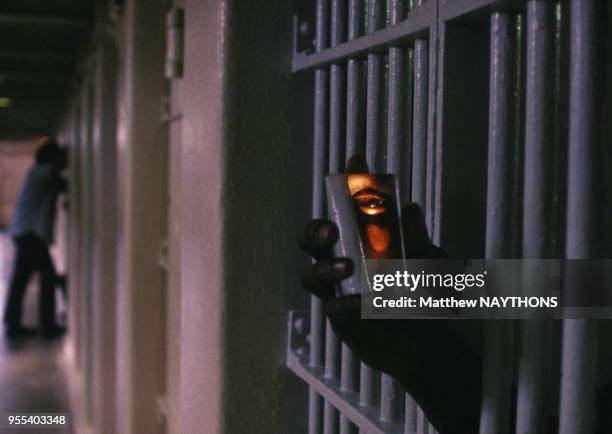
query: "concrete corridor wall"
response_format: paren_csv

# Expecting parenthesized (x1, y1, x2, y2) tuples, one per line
(61, 0, 309, 433)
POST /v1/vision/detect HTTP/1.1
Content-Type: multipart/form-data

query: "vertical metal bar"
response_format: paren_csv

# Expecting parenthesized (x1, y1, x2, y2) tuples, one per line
(486, 11, 517, 261)
(563, 0, 601, 258)
(360, 4, 384, 433)
(559, 0, 602, 432)
(479, 325, 513, 434)
(410, 1, 432, 429)
(410, 0, 429, 208)
(427, 0, 440, 239)
(339, 342, 356, 434)
(341, 3, 362, 434)
(559, 321, 598, 434)
(329, 0, 346, 174)
(480, 12, 516, 434)
(523, 1, 554, 259)
(516, 2, 555, 434)
(386, 0, 408, 185)
(379, 375, 403, 422)
(416, 407, 429, 434)
(310, 2, 330, 434)
(358, 363, 373, 425)
(551, 0, 569, 259)
(404, 3, 422, 423)
(406, 0, 427, 425)
(345, 0, 364, 160)
(380, 0, 406, 426)
(365, 0, 385, 171)
(324, 1, 346, 433)
(404, 392, 417, 434)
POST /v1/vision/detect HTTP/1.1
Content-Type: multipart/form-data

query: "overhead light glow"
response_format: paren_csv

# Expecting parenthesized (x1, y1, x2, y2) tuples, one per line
(0, 98, 10, 108)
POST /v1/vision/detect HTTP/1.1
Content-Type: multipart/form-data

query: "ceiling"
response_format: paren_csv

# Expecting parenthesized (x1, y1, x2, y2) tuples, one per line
(0, 0, 94, 140)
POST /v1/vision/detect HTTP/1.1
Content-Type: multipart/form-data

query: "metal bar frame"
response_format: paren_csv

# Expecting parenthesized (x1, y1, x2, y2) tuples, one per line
(309, 1, 330, 433)
(559, 0, 603, 432)
(290, 0, 607, 433)
(516, 2, 556, 433)
(480, 11, 518, 434)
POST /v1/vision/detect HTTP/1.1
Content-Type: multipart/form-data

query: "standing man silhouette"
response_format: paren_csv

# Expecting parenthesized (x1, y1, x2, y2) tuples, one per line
(3, 137, 67, 338)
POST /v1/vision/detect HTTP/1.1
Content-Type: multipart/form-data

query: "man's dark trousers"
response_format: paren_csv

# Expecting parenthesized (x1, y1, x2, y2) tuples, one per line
(3, 233, 56, 331)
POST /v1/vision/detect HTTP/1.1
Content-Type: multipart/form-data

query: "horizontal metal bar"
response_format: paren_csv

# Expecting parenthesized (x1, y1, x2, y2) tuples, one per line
(440, 0, 526, 21)
(292, 1, 431, 73)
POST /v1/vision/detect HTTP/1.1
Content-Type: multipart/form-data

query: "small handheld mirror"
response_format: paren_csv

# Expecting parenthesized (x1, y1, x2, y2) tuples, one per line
(326, 173, 405, 295)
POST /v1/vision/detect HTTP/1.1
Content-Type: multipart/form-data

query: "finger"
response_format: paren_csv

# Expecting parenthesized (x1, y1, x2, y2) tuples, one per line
(299, 219, 339, 260)
(346, 155, 369, 174)
(401, 203, 435, 258)
(301, 258, 354, 301)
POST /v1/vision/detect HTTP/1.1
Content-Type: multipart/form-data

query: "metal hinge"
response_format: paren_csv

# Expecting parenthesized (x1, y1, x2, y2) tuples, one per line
(292, 2, 316, 70)
(156, 395, 168, 426)
(165, 8, 185, 79)
(158, 238, 169, 270)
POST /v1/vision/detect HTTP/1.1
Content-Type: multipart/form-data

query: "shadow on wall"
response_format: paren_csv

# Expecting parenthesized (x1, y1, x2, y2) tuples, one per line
(0, 139, 38, 229)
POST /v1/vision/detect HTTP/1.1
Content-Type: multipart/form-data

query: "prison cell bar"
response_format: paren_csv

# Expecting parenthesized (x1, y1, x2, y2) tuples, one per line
(294, 2, 604, 434)
(416, 407, 428, 434)
(345, 0, 365, 160)
(340, 4, 362, 434)
(379, 0, 409, 428)
(293, 2, 431, 73)
(405, 2, 428, 431)
(516, 2, 556, 433)
(480, 11, 516, 434)
(358, 2, 386, 433)
(329, 0, 347, 175)
(365, 0, 386, 171)
(426, 0, 439, 237)
(410, 0, 428, 209)
(310, 1, 330, 433)
(559, 0, 602, 432)
(386, 0, 408, 197)
(324, 1, 347, 433)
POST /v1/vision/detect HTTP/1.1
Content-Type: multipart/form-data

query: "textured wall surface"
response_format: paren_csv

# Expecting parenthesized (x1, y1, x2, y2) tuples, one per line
(91, 35, 119, 434)
(114, 0, 169, 433)
(180, 0, 310, 433)
(221, 1, 308, 433)
(180, 0, 226, 433)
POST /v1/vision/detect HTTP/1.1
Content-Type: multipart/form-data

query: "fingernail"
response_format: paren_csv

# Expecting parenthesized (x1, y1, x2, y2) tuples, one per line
(317, 222, 331, 240)
(331, 259, 350, 277)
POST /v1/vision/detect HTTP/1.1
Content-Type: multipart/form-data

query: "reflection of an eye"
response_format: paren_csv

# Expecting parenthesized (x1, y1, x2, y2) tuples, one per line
(353, 191, 387, 215)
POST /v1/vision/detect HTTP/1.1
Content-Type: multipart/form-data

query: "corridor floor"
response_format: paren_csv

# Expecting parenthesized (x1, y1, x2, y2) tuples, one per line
(0, 233, 71, 434)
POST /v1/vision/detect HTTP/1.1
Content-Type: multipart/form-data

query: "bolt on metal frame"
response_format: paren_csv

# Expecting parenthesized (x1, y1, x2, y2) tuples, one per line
(288, 0, 609, 433)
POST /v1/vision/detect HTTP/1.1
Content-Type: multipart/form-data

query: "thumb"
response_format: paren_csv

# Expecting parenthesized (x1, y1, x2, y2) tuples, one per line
(402, 203, 434, 258)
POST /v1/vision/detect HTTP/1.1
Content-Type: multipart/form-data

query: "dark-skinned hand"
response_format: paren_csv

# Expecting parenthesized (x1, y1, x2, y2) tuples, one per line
(299, 155, 481, 434)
